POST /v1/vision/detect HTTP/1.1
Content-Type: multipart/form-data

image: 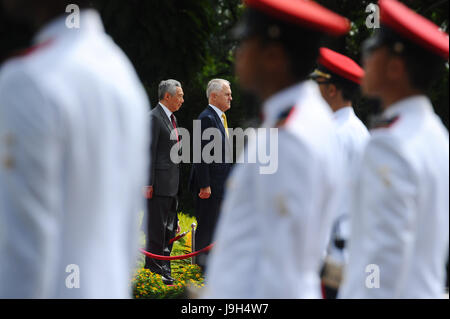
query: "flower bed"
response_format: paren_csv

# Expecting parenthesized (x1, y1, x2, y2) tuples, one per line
(132, 212, 205, 299)
(132, 264, 204, 299)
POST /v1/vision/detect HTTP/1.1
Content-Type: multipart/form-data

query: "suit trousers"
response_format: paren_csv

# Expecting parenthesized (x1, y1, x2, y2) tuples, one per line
(194, 195, 223, 272)
(145, 195, 178, 276)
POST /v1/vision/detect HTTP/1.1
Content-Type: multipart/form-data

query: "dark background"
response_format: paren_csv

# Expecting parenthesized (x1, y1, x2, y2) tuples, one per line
(1, 0, 448, 215)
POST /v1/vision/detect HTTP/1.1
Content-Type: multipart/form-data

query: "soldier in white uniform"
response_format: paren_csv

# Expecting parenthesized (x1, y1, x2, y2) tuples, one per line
(339, 0, 449, 298)
(310, 48, 370, 298)
(0, 1, 149, 298)
(202, 0, 350, 298)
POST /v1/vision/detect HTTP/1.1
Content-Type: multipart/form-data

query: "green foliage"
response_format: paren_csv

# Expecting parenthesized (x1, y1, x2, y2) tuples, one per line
(171, 212, 196, 266)
(96, 0, 447, 212)
(94, 0, 215, 101)
(1, 0, 448, 214)
(315, 0, 449, 126)
(91, 1, 247, 215)
(133, 212, 204, 299)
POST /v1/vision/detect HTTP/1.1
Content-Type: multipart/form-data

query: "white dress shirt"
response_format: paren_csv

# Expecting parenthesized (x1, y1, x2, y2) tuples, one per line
(0, 10, 149, 298)
(203, 81, 345, 298)
(209, 104, 226, 128)
(159, 102, 173, 121)
(339, 95, 449, 298)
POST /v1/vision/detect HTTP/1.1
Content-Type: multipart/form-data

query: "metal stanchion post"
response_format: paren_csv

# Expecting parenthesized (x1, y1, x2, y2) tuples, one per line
(191, 223, 196, 265)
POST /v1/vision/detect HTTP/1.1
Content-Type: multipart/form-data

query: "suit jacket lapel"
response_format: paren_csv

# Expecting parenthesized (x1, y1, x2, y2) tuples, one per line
(158, 103, 175, 134)
(207, 106, 226, 137)
(207, 106, 232, 158)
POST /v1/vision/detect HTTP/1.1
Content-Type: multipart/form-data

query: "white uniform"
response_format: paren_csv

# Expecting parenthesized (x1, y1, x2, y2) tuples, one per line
(203, 81, 344, 298)
(339, 95, 449, 298)
(0, 10, 149, 298)
(326, 107, 369, 265)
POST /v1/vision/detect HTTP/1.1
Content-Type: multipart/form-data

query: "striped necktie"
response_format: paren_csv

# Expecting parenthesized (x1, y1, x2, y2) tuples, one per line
(170, 114, 179, 143)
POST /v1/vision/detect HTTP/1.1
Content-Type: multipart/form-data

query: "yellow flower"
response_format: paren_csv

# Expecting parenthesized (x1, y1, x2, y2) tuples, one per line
(186, 232, 192, 248)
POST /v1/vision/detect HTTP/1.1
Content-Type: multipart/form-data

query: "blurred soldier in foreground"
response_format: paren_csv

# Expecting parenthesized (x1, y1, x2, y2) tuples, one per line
(203, 0, 350, 298)
(0, 0, 149, 298)
(310, 48, 370, 298)
(339, 0, 449, 298)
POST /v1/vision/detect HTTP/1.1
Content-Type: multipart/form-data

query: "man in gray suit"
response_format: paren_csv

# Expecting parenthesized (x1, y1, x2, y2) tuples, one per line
(144, 79, 184, 285)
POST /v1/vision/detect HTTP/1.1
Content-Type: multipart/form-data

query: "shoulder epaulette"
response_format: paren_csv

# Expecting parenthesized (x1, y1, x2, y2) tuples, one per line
(8, 39, 53, 60)
(369, 115, 400, 130)
(275, 106, 296, 128)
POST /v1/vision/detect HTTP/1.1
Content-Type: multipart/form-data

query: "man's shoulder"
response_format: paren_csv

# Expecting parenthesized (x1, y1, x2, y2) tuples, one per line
(150, 105, 163, 117)
(198, 105, 215, 118)
(198, 106, 218, 124)
(337, 116, 369, 140)
(149, 106, 167, 129)
(0, 41, 55, 89)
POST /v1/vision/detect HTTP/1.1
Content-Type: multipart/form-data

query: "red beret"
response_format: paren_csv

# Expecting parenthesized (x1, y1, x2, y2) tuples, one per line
(379, 0, 449, 59)
(315, 47, 364, 84)
(244, 0, 350, 36)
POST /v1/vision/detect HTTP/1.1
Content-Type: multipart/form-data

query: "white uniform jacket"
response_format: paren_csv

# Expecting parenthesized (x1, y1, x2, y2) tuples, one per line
(203, 81, 345, 298)
(0, 10, 150, 298)
(339, 95, 449, 298)
(326, 107, 370, 265)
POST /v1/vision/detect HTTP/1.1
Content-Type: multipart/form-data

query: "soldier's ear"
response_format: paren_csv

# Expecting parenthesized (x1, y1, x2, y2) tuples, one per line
(329, 83, 338, 97)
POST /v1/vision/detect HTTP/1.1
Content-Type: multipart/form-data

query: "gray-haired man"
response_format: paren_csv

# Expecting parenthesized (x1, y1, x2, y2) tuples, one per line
(144, 79, 184, 285)
(189, 79, 233, 273)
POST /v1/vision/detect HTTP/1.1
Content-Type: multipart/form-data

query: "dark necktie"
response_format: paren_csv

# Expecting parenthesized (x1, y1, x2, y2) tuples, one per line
(170, 114, 179, 143)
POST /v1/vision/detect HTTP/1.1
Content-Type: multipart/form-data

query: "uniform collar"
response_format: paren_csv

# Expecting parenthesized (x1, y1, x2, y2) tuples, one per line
(334, 106, 354, 123)
(262, 81, 305, 126)
(383, 95, 433, 119)
(33, 9, 104, 45)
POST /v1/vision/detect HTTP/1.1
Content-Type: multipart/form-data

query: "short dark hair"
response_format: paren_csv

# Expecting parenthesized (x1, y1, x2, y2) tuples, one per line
(315, 64, 361, 102)
(366, 26, 447, 92)
(400, 47, 446, 93)
(237, 8, 322, 82)
(330, 74, 361, 102)
(271, 27, 321, 82)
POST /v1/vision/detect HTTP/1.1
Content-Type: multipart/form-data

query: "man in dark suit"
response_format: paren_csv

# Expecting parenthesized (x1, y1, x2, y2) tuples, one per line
(144, 79, 184, 285)
(189, 79, 233, 273)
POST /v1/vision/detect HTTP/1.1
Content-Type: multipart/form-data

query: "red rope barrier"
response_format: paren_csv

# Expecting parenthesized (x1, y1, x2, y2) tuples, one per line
(169, 231, 188, 245)
(139, 243, 214, 261)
